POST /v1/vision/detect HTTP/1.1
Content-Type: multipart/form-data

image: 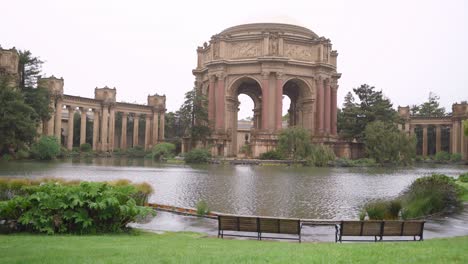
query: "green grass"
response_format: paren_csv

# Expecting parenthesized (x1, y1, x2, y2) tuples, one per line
(0, 232, 467, 263)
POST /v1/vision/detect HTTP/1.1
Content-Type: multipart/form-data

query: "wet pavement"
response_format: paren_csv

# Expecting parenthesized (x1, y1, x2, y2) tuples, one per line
(131, 203, 468, 242)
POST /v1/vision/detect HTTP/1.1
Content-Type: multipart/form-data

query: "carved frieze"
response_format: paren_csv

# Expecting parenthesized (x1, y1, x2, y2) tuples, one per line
(228, 41, 261, 59)
(284, 43, 313, 61)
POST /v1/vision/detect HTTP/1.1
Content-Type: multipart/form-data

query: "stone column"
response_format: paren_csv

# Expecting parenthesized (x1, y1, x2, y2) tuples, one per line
(452, 121, 459, 153)
(108, 106, 115, 152)
(54, 98, 63, 143)
(331, 85, 338, 135)
(159, 112, 165, 140)
(435, 125, 441, 153)
(261, 71, 270, 130)
(100, 104, 109, 152)
(120, 112, 128, 149)
(275, 73, 283, 130)
(316, 78, 324, 134)
(133, 114, 139, 147)
(461, 122, 466, 159)
(80, 108, 87, 146)
(324, 79, 331, 134)
(67, 106, 74, 150)
(92, 109, 99, 151)
(208, 76, 216, 125)
(422, 125, 428, 157)
(152, 111, 159, 145)
(145, 115, 151, 150)
(47, 99, 55, 136)
(215, 74, 225, 130)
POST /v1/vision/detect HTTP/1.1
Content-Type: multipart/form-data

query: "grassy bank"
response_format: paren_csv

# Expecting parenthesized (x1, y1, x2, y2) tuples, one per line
(0, 232, 467, 263)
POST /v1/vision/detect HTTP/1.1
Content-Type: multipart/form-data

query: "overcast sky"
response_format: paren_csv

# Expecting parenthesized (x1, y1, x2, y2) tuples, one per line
(1, 0, 467, 119)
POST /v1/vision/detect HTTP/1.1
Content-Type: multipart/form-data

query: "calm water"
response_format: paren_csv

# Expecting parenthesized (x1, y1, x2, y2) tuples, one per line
(0, 158, 466, 219)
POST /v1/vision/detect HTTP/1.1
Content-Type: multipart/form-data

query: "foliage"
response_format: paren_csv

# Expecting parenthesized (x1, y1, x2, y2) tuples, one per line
(434, 151, 451, 163)
(30, 136, 61, 160)
(80, 143, 92, 152)
(277, 127, 312, 160)
(151, 143, 176, 161)
(464, 120, 468, 136)
(177, 89, 211, 146)
(184, 148, 211, 164)
(338, 84, 399, 141)
(458, 173, 468, 183)
(0, 78, 37, 155)
(450, 153, 462, 162)
(258, 150, 284, 160)
(410, 92, 446, 117)
(362, 200, 401, 220)
(334, 158, 377, 167)
(125, 146, 148, 158)
(305, 144, 336, 167)
(400, 174, 462, 219)
(364, 121, 416, 165)
(0, 179, 154, 234)
(239, 144, 251, 156)
(73, 112, 93, 146)
(196, 200, 210, 216)
(18, 50, 43, 91)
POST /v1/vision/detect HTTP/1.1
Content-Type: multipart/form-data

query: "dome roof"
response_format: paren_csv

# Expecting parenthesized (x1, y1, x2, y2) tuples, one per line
(219, 23, 318, 39)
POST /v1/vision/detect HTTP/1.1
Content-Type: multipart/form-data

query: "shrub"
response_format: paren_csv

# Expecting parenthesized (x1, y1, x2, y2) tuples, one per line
(362, 200, 401, 220)
(126, 146, 148, 158)
(434, 151, 451, 163)
(305, 144, 335, 167)
(277, 127, 312, 160)
(458, 173, 468, 183)
(0, 180, 154, 234)
(196, 200, 210, 216)
(450, 153, 462, 162)
(184, 148, 211, 164)
(16, 149, 30, 160)
(151, 143, 176, 161)
(30, 136, 61, 160)
(400, 174, 462, 219)
(80, 143, 92, 152)
(258, 150, 284, 160)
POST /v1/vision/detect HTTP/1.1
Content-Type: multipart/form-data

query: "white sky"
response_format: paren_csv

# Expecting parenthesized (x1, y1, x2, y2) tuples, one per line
(1, 0, 467, 119)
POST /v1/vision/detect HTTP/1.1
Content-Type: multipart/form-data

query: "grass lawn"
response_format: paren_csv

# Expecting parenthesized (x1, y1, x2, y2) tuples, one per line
(0, 232, 467, 263)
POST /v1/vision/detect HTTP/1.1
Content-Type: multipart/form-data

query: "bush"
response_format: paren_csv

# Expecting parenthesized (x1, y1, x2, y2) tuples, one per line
(400, 174, 462, 219)
(80, 143, 92, 152)
(450, 153, 462, 162)
(196, 200, 210, 216)
(277, 127, 312, 160)
(0, 179, 154, 234)
(126, 146, 148, 158)
(151, 143, 176, 161)
(16, 148, 30, 160)
(184, 148, 211, 164)
(362, 200, 401, 220)
(30, 136, 61, 160)
(434, 151, 451, 163)
(458, 173, 468, 183)
(305, 144, 335, 167)
(258, 150, 283, 160)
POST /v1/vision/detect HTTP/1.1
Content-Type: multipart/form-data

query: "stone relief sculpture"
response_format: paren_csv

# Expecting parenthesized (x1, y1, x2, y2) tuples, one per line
(230, 41, 261, 58)
(269, 34, 278, 56)
(285, 43, 312, 61)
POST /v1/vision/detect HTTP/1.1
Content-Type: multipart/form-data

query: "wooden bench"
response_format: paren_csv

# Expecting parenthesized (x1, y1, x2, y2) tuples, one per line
(335, 220, 425, 242)
(218, 214, 302, 242)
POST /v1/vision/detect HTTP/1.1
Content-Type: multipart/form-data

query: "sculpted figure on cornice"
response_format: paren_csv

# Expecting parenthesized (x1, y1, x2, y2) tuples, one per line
(229, 41, 261, 59)
(285, 43, 313, 61)
(269, 33, 279, 56)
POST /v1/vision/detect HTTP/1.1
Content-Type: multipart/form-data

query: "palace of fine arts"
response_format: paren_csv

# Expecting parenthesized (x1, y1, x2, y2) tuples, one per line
(0, 1, 467, 263)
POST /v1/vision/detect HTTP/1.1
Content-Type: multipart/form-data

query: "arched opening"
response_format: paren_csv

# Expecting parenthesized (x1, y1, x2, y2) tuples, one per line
(281, 79, 314, 130)
(227, 77, 263, 156)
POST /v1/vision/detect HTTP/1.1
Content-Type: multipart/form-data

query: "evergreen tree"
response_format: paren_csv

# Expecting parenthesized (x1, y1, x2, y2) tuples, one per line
(410, 92, 446, 117)
(177, 89, 211, 147)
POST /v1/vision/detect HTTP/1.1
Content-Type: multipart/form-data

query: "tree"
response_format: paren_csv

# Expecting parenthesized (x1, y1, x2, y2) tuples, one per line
(177, 89, 211, 147)
(410, 92, 446, 117)
(18, 50, 43, 90)
(338, 84, 398, 141)
(364, 121, 416, 165)
(0, 77, 37, 154)
(277, 127, 312, 160)
(464, 120, 468, 136)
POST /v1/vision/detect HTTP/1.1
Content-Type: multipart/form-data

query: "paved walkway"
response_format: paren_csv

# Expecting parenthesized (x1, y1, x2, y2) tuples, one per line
(131, 203, 468, 242)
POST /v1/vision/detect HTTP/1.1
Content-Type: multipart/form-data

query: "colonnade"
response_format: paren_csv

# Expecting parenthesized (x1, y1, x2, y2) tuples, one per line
(315, 77, 338, 136)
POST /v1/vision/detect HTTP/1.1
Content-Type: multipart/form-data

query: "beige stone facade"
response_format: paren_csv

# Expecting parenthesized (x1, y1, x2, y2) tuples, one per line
(192, 23, 341, 157)
(398, 104, 468, 159)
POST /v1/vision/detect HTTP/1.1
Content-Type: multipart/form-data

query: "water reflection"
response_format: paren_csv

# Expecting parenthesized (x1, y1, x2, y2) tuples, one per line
(0, 158, 466, 219)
